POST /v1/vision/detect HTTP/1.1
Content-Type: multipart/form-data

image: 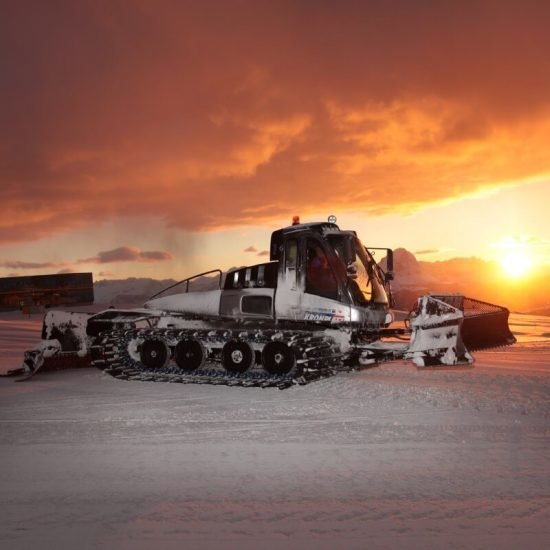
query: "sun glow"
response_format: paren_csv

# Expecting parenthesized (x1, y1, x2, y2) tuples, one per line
(496, 237, 534, 279)
(500, 250, 534, 278)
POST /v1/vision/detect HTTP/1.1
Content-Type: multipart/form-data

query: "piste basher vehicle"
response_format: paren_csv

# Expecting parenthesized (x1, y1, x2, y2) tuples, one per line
(11, 217, 516, 388)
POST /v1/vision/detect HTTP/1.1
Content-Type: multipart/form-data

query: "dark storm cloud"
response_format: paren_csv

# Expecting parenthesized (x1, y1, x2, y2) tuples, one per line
(1, 246, 173, 270)
(78, 246, 174, 264)
(1, 0, 549, 243)
(0, 260, 67, 270)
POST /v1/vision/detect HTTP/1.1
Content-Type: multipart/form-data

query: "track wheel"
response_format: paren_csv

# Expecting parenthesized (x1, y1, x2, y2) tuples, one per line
(139, 339, 170, 369)
(174, 339, 205, 371)
(262, 342, 296, 375)
(222, 340, 254, 374)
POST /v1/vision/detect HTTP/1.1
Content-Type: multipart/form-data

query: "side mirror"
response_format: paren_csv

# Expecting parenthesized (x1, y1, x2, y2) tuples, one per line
(346, 264, 358, 279)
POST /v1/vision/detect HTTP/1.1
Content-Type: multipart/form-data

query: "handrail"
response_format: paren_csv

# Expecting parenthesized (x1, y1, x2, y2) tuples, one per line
(147, 269, 223, 301)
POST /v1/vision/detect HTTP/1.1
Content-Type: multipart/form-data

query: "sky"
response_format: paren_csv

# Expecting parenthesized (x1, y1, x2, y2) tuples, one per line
(1, 0, 549, 281)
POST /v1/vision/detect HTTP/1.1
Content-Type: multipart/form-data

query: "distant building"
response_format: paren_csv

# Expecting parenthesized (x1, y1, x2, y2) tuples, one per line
(0, 273, 94, 311)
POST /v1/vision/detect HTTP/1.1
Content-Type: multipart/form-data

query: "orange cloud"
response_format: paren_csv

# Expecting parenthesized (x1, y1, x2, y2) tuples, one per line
(1, 1, 549, 244)
(414, 249, 440, 256)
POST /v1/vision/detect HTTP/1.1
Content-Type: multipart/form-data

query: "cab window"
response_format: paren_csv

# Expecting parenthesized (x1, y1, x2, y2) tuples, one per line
(305, 240, 338, 300)
(284, 239, 298, 289)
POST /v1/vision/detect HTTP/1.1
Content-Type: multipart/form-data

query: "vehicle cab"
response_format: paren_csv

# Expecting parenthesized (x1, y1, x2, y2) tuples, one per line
(269, 218, 393, 328)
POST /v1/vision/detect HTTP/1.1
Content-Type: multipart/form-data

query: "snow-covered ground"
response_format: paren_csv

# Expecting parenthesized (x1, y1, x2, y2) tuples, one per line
(1, 311, 549, 549)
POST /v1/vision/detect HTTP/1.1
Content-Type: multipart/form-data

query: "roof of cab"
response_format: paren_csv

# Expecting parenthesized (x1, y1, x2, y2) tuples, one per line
(269, 222, 341, 260)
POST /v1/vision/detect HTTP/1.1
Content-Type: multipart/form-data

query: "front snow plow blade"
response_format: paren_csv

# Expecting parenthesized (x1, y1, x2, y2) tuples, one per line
(406, 295, 473, 367)
(403, 295, 516, 367)
(430, 295, 516, 351)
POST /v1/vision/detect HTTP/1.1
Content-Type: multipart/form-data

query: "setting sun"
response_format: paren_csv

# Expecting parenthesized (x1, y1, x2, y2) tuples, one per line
(495, 236, 536, 279)
(500, 250, 534, 278)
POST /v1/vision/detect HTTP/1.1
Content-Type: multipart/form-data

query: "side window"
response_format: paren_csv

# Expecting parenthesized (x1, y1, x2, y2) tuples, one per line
(284, 239, 298, 289)
(305, 240, 338, 300)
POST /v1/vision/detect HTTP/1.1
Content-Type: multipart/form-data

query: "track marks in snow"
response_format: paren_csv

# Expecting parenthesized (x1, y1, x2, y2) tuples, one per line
(96, 496, 550, 549)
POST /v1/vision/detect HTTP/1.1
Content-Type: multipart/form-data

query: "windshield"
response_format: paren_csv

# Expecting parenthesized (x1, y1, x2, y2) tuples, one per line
(327, 234, 388, 305)
(353, 240, 388, 304)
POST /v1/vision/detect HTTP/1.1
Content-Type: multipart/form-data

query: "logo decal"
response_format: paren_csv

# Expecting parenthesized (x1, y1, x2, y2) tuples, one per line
(304, 311, 333, 322)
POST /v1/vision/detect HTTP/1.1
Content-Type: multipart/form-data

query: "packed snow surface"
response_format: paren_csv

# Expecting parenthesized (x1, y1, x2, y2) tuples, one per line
(1, 311, 549, 549)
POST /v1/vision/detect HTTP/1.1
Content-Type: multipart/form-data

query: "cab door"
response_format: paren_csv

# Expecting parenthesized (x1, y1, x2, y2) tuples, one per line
(300, 236, 351, 323)
(274, 234, 352, 324)
(273, 236, 303, 320)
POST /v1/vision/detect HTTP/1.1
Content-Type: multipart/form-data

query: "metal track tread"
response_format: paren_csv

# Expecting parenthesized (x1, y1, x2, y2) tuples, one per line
(96, 328, 345, 389)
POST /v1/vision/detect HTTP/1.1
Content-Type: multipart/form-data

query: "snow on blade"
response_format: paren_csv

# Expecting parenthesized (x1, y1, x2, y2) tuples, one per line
(406, 295, 474, 366)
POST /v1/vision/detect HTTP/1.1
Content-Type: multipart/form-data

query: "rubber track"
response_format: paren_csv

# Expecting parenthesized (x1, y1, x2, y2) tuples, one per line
(93, 328, 345, 389)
